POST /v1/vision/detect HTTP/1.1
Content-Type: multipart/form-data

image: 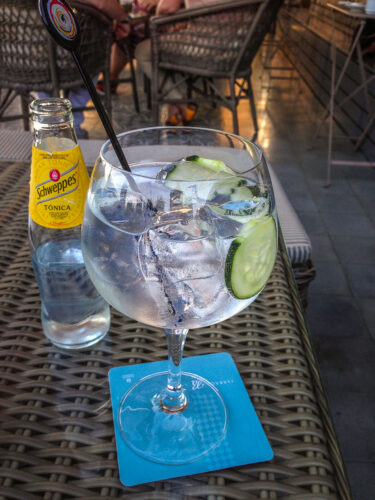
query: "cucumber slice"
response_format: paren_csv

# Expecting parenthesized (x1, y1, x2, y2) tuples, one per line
(165, 157, 233, 202)
(164, 156, 269, 221)
(185, 155, 234, 175)
(166, 157, 233, 182)
(225, 216, 277, 299)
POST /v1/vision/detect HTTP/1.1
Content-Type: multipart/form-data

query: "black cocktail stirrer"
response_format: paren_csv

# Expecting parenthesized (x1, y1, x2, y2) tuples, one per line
(38, 0, 132, 176)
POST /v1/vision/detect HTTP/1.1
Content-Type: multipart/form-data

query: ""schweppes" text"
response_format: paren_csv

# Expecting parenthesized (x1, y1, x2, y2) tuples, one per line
(36, 171, 77, 202)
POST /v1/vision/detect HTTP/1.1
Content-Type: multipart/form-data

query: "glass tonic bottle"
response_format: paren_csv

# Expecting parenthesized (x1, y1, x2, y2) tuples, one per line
(29, 98, 110, 349)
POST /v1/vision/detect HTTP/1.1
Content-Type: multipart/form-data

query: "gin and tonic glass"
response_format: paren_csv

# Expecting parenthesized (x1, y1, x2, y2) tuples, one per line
(81, 127, 277, 464)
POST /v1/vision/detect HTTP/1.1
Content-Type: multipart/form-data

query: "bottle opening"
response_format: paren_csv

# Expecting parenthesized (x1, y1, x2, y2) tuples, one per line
(30, 98, 73, 125)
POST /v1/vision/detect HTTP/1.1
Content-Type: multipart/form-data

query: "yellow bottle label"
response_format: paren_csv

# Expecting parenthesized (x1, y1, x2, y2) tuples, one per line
(29, 145, 89, 229)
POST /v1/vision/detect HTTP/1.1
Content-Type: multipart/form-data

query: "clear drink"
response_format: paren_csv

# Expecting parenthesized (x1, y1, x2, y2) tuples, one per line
(32, 239, 110, 349)
(82, 163, 276, 330)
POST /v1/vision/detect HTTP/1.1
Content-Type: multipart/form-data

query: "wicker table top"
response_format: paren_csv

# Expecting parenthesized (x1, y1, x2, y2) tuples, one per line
(0, 161, 351, 500)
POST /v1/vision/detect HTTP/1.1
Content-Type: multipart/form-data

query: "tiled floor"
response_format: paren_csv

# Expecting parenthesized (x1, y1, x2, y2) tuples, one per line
(2, 50, 375, 499)
(253, 60, 375, 500)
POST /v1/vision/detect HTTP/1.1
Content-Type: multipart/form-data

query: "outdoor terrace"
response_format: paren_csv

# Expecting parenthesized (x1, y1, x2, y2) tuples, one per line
(1, 22, 374, 500)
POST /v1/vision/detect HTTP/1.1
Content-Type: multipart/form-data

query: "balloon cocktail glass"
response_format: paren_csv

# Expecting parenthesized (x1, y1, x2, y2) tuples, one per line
(81, 127, 277, 464)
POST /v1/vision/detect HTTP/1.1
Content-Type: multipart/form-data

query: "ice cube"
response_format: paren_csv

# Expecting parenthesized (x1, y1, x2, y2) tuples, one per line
(212, 214, 244, 239)
(99, 188, 155, 235)
(138, 208, 225, 325)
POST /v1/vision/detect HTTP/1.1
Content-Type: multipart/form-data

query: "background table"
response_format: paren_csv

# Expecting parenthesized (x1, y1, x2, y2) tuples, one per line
(0, 161, 351, 499)
(315, 3, 375, 185)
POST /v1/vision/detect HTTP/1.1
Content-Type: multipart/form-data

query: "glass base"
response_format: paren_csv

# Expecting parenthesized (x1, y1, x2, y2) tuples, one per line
(118, 372, 227, 464)
(42, 305, 110, 350)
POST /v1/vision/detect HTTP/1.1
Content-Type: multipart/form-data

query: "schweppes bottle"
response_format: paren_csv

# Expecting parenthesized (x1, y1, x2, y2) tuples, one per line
(29, 98, 110, 349)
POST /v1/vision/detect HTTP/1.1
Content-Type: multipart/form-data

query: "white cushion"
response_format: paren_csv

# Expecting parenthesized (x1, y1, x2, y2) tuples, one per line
(269, 165, 312, 264)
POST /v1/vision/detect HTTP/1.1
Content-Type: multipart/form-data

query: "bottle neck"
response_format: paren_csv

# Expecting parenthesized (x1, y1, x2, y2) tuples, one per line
(30, 98, 78, 152)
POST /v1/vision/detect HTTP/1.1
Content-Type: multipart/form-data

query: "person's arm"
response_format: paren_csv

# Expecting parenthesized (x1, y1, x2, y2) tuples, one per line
(155, 0, 184, 16)
(79, 0, 130, 38)
(81, 0, 128, 21)
(138, 0, 158, 13)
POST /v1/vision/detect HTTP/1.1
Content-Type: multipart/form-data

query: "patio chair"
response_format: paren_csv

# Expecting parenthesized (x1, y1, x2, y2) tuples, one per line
(149, 0, 284, 135)
(0, 0, 113, 130)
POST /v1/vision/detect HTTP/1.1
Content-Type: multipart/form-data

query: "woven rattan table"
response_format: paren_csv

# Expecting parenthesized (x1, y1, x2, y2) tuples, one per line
(0, 161, 351, 499)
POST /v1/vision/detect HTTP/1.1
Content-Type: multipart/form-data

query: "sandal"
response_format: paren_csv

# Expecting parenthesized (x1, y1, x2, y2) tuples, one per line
(165, 112, 183, 126)
(96, 80, 118, 95)
(165, 104, 198, 126)
(182, 104, 198, 125)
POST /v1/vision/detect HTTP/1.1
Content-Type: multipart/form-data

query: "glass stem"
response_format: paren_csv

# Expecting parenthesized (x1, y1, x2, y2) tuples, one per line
(160, 329, 188, 413)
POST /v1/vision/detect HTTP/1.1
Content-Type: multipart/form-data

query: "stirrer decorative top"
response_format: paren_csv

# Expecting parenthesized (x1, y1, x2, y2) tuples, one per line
(39, 0, 80, 51)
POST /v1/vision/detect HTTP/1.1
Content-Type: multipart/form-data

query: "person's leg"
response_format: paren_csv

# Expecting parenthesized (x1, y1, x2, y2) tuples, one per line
(98, 27, 144, 95)
(97, 42, 129, 94)
(37, 91, 51, 100)
(134, 39, 153, 82)
(111, 42, 129, 80)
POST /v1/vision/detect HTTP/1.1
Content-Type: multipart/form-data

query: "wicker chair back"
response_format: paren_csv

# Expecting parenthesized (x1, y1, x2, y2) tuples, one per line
(0, 0, 112, 126)
(155, 0, 271, 77)
(150, 0, 285, 134)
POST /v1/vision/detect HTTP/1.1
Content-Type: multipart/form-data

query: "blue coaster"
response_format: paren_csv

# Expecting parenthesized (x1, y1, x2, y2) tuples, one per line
(109, 352, 273, 486)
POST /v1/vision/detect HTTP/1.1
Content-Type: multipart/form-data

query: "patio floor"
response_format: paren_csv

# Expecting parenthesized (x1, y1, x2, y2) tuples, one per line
(1, 50, 375, 499)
